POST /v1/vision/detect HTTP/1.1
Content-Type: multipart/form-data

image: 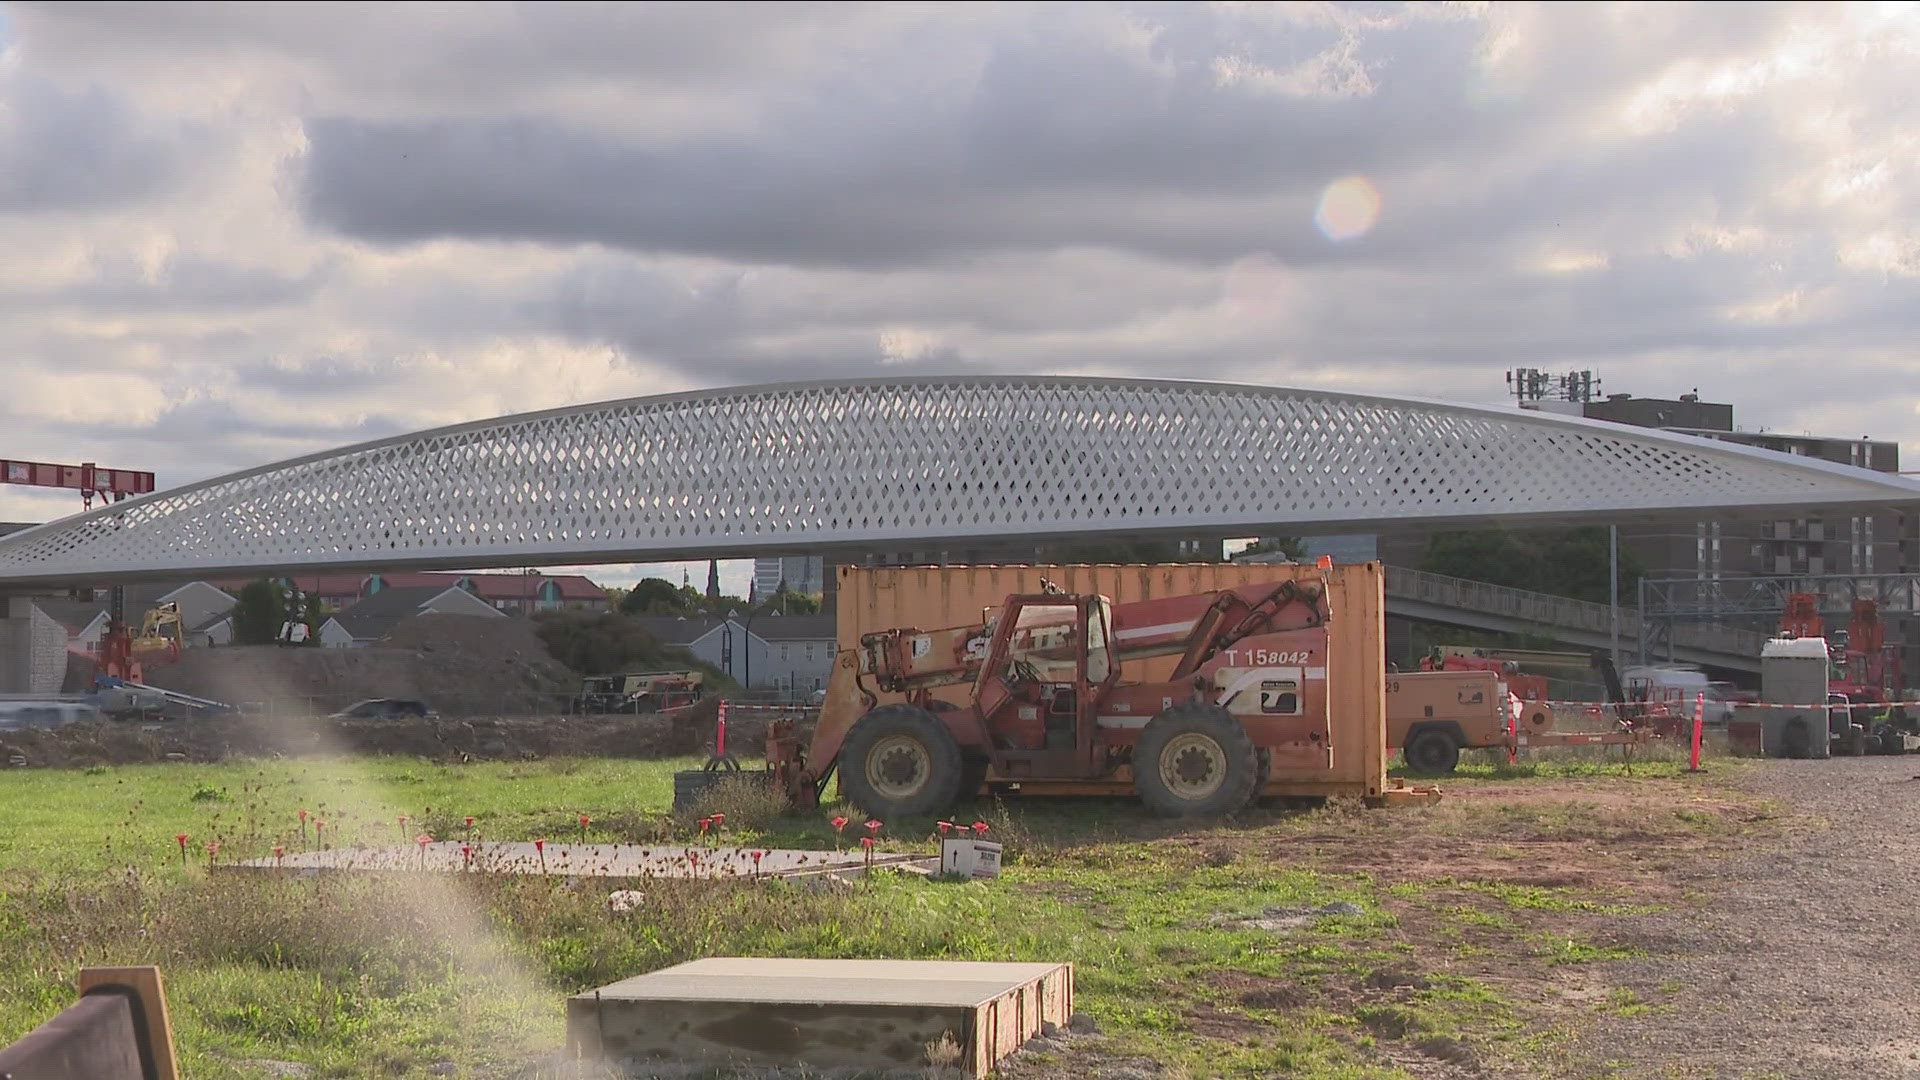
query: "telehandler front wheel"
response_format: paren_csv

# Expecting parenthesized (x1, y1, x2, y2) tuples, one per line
(1134, 703, 1259, 817)
(839, 704, 966, 818)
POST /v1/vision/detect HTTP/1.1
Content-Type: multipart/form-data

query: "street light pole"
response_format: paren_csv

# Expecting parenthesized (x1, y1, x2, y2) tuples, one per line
(1609, 524, 1620, 666)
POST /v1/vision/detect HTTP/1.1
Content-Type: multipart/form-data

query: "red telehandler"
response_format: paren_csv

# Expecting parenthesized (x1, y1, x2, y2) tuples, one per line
(764, 577, 1370, 818)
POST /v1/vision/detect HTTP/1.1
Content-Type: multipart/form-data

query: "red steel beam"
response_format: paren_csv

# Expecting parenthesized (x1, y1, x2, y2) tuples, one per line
(1, 459, 155, 498)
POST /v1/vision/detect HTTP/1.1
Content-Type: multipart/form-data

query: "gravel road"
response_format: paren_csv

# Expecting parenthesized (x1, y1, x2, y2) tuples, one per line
(1582, 756, 1920, 1078)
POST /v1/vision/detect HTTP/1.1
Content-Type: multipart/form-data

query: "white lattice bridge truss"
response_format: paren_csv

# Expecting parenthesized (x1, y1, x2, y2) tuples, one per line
(3, 376, 1919, 587)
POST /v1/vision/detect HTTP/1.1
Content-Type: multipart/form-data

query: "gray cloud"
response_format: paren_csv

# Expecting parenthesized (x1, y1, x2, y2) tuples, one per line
(1, 0, 1919, 523)
(0, 75, 190, 211)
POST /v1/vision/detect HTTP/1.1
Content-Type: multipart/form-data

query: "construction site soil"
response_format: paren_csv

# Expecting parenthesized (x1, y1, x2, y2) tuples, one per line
(0, 699, 809, 768)
(136, 615, 579, 715)
(18, 614, 814, 767)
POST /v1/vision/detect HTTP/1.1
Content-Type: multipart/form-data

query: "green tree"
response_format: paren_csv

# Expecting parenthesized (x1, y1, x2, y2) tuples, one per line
(620, 577, 694, 616)
(231, 579, 286, 645)
(1422, 527, 1641, 604)
(532, 611, 736, 688)
(770, 580, 822, 616)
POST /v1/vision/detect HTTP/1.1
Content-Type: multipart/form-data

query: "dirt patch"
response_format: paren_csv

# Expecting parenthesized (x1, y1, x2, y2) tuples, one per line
(0, 699, 813, 768)
(1564, 756, 1920, 1079)
(138, 615, 576, 715)
(1208, 971, 1311, 1011)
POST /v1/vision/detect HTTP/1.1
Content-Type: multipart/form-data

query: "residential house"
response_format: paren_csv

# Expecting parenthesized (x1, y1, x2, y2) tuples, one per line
(33, 581, 238, 654)
(628, 613, 837, 692)
(211, 573, 369, 616)
(187, 611, 235, 648)
(365, 572, 610, 615)
(318, 585, 504, 648)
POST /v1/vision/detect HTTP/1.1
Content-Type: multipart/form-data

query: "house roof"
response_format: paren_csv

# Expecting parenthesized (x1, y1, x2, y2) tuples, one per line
(425, 572, 606, 600)
(204, 570, 607, 603)
(31, 598, 111, 633)
(626, 616, 726, 645)
(328, 586, 474, 640)
(212, 572, 370, 596)
(31, 582, 183, 634)
(371, 571, 607, 601)
(625, 613, 836, 645)
(751, 614, 837, 641)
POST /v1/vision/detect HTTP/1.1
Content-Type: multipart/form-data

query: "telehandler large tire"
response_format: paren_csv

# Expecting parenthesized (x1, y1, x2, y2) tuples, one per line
(839, 704, 966, 819)
(1134, 703, 1260, 817)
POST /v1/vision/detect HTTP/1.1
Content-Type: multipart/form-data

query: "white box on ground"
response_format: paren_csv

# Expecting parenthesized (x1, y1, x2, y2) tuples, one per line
(941, 837, 1003, 879)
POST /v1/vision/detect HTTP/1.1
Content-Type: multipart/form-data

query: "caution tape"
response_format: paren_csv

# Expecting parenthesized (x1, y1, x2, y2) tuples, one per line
(1533, 698, 1920, 712)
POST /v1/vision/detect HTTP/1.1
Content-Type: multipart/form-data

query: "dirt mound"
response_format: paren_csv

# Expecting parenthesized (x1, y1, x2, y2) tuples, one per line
(0, 700, 810, 769)
(140, 615, 576, 716)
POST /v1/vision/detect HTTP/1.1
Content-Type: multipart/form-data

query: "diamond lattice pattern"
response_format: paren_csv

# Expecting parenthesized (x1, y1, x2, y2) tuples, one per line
(0, 377, 1911, 581)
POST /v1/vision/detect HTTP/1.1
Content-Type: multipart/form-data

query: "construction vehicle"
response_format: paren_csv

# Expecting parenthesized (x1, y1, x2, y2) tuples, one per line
(1418, 647, 1552, 701)
(1391, 655, 1663, 775)
(1619, 664, 1733, 726)
(1830, 599, 1910, 748)
(90, 583, 195, 685)
(92, 677, 234, 721)
(764, 569, 1400, 819)
(1775, 594, 1912, 752)
(572, 670, 706, 714)
(1744, 637, 1877, 757)
(132, 603, 184, 661)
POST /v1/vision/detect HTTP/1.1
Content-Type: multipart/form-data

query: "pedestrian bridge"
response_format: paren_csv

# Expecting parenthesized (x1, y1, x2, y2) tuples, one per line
(1383, 565, 1763, 673)
(2, 375, 1918, 587)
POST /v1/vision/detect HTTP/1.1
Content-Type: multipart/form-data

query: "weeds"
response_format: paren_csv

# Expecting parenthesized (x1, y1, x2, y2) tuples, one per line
(672, 774, 790, 833)
(0, 753, 1753, 1078)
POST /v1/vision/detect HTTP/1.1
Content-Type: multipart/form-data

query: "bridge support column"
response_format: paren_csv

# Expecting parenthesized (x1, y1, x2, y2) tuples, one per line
(0, 596, 65, 695)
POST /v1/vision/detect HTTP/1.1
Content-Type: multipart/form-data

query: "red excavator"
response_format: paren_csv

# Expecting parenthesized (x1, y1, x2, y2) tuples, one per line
(765, 579, 1347, 818)
(1779, 592, 1909, 750)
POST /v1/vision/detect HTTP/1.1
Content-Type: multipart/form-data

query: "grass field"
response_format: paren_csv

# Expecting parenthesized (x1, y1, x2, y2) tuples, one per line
(0, 750, 1764, 1078)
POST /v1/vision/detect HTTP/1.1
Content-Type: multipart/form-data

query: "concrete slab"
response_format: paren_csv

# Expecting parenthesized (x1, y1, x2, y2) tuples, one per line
(568, 957, 1073, 1077)
(225, 842, 934, 880)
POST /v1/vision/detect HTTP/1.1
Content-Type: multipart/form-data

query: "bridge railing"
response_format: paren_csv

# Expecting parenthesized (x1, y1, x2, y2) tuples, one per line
(1382, 566, 1766, 659)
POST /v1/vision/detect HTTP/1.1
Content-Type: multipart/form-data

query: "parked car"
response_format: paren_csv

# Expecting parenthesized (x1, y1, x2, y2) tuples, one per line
(329, 698, 436, 721)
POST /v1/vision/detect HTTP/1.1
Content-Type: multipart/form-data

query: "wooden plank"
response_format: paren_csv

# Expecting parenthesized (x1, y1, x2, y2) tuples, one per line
(571, 958, 1071, 1078)
(79, 966, 180, 1080)
(0, 993, 143, 1078)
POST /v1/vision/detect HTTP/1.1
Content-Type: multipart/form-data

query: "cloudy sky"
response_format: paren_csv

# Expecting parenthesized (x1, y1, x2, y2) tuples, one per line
(2, 1, 1917, 590)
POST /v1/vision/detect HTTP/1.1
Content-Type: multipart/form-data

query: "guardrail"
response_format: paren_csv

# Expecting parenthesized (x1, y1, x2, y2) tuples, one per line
(1383, 566, 1767, 659)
